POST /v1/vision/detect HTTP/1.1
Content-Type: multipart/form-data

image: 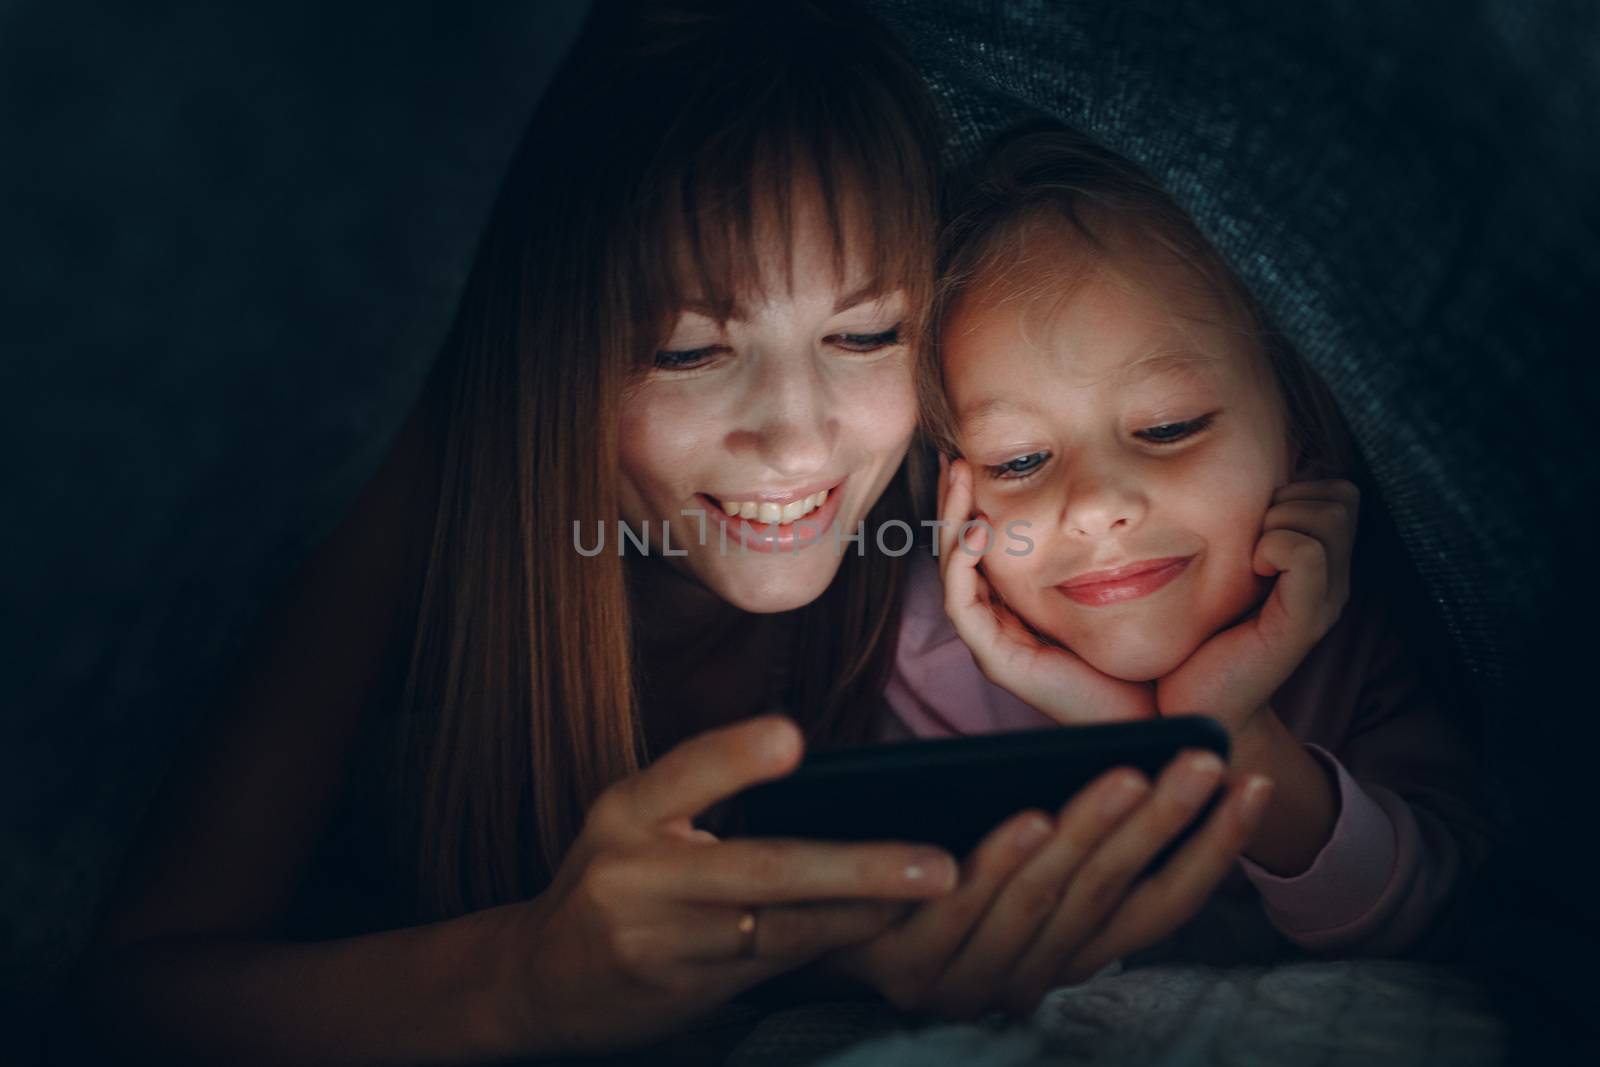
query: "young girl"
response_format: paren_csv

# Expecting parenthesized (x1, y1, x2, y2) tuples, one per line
(892, 124, 1493, 959)
(62, 6, 1269, 1060)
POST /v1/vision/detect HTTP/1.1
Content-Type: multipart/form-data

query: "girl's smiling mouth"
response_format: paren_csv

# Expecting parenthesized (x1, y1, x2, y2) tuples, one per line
(1055, 555, 1194, 606)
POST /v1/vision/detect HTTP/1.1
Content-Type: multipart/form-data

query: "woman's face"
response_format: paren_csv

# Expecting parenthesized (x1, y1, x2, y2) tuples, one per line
(618, 203, 917, 613)
(944, 223, 1293, 680)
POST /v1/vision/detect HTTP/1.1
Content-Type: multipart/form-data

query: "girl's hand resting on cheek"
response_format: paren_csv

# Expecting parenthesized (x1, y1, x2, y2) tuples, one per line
(940, 458, 1158, 724)
(823, 753, 1273, 1019)
(492, 716, 959, 1058)
(1156, 479, 1360, 739)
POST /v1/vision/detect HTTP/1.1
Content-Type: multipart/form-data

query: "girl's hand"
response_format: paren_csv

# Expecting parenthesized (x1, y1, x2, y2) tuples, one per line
(492, 716, 958, 1057)
(1156, 479, 1360, 739)
(939, 457, 1157, 724)
(825, 753, 1274, 1019)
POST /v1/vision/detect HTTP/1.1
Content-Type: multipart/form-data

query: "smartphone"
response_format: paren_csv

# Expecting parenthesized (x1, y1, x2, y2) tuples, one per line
(711, 715, 1229, 859)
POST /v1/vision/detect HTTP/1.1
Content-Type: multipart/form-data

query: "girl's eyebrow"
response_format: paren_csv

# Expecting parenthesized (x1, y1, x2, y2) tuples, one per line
(1116, 348, 1218, 386)
(959, 350, 1215, 430)
(958, 395, 1037, 430)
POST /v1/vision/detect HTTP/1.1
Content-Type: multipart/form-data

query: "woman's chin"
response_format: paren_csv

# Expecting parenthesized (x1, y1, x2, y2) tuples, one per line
(702, 561, 842, 615)
(724, 588, 828, 615)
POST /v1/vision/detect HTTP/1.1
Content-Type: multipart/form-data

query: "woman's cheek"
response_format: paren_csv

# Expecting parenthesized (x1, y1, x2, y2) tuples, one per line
(833, 354, 917, 464)
(804, 353, 914, 584)
(616, 384, 716, 518)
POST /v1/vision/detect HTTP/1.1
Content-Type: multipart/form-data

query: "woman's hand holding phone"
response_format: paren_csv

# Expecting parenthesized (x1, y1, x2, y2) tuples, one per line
(489, 717, 958, 1058)
(822, 752, 1273, 1018)
(939, 457, 1158, 724)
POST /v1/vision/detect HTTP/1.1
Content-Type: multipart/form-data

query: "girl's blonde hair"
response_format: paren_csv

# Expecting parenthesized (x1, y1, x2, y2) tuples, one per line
(923, 123, 1352, 479)
(395, 1, 941, 921)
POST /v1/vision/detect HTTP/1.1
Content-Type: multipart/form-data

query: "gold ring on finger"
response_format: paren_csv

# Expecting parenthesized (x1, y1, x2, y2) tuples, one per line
(735, 908, 759, 959)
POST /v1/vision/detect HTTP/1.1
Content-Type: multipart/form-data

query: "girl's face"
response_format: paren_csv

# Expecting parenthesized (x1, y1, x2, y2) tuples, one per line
(618, 201, 917, 613)
(943, 223, 1293, 680)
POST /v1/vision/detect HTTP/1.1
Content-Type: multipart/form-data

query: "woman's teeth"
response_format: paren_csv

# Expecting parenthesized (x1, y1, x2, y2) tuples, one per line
(718, 489, 830, 524)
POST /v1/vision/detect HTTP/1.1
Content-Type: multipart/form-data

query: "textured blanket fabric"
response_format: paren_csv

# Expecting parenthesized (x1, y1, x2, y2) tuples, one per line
(776, 962, 1505, 1067)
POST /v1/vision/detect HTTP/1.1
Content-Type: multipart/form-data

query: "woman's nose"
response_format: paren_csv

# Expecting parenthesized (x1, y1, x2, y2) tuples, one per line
(724, 351, 836, 475)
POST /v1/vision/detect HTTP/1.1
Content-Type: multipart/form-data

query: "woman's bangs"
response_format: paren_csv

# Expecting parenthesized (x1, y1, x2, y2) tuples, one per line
(631, 44, 936, 360)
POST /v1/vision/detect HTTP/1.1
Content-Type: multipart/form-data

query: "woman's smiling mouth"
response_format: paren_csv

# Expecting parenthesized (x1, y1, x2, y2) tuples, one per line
(696, 477, 848, 554)
(1055, 555, 1193, 606)
(708, 488, 831, 524)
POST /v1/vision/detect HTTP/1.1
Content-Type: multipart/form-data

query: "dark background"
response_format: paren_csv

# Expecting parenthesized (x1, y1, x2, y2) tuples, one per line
(4, 0, 1598, 1062)
(1, 0, 591, 1053)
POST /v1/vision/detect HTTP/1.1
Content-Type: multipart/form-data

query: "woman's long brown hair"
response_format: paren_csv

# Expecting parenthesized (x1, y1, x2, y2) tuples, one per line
(393, 1, 942, 921)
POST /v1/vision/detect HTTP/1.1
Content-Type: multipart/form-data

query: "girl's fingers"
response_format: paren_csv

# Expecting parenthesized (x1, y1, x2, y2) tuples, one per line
(936, 452, 949, 520)
(1263, 498, 1354, 541)
(617, 837, 957, 906)
(1053, 774, 1272, 987)
(936, 459, 975, 564)
(1262, 497, 1354, 602)
(1252, 529, 1330, 624)
(938, 460, 996, 570)
(939, 511, 982, 605)
(592, 715, 804, 841)
(1271, 478, 1360, 512)
(931, 770, 1149, 1014)
(939, 465, 1007, 652)
(1262, 499, 1354, 574)
(942, 536, 1003, 650)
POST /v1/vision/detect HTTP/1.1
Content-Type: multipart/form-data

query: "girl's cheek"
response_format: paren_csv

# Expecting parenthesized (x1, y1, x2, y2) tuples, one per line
(976, 486, 1019, 529)
(970, 493, 1048, 589)
(966, 476, 1007, 523)
(981, 548, 1033, 605)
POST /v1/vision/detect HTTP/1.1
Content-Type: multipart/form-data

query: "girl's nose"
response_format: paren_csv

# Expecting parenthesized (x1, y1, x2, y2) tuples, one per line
(1059, 470, 1146, 539)
(724, 350, 836, 476)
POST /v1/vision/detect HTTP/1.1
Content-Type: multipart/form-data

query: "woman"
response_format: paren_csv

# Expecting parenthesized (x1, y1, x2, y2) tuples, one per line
(64, 2, 1263, 1060)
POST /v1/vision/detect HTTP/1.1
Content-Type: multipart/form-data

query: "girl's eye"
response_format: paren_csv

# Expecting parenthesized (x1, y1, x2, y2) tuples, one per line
(827, 325, 902, 353)
(652, 345, 725, 370)
(1134, 412, 1216, 445)
(988, 451, 1051, 479)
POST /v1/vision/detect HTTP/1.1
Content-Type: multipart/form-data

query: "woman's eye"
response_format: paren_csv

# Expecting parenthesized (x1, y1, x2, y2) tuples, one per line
(988, 451, 1051, 479)
(652, 345, 723, 370)
(1134, 412, 1215, 445)
(828, 325, 902, 353)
